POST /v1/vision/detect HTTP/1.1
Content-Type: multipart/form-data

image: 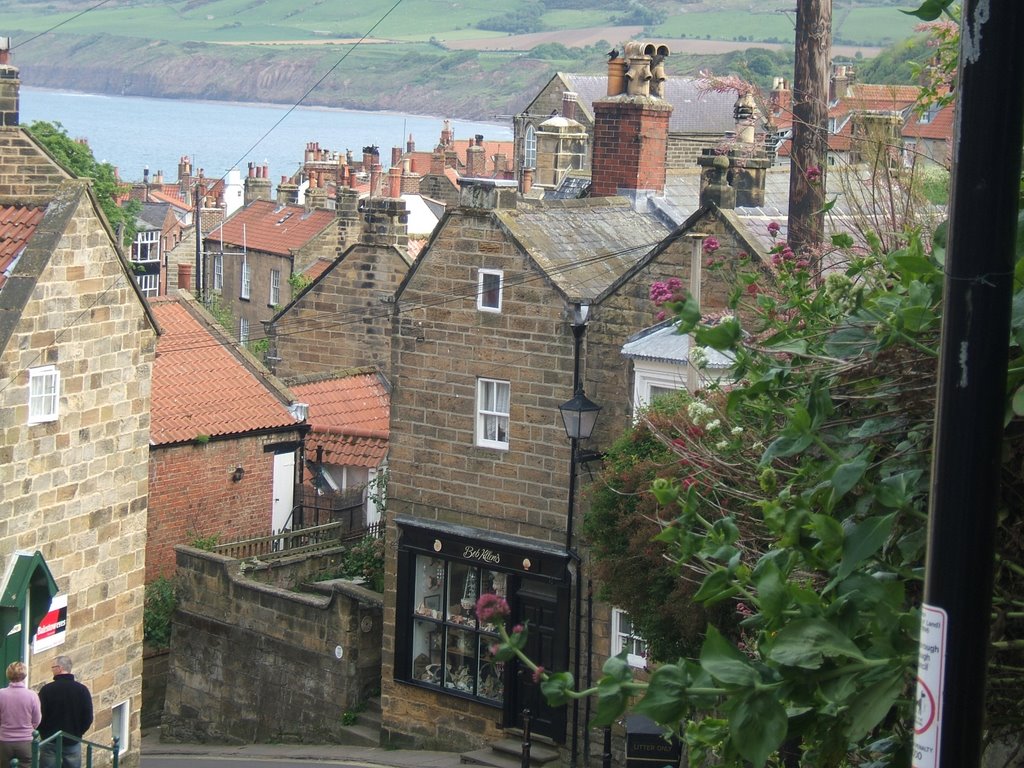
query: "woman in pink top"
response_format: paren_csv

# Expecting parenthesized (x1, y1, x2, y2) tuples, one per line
(0, 661, 42, 768)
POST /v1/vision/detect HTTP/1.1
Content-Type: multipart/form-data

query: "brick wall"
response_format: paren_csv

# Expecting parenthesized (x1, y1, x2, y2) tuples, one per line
(163, 546, 382, 743)
(591, 98, 672, 197)
(147, 432, 302, 582)
(0, 182, 155, 768)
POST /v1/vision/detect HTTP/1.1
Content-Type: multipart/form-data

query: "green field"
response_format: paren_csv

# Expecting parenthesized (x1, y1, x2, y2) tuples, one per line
(0, 0, 925, 48)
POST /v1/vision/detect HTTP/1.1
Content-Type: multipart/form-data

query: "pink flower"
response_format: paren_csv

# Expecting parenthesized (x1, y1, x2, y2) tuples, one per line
(703, 236, 720, 253)
(476, 593, 510, 623)
(746, 283, 760, 296)
(781, 245, 795, 261)
(512, 624, 524, 635)
(767, 221, 780, 238)
(656, 310, 666, 322)
(806, 165, 822, 183)
(705, 257, 716, 268)
(489, 644, 500, 656)
(666, 277, 682, 292)
(649, 281, 673, 306)
(532, 666, 545, 683)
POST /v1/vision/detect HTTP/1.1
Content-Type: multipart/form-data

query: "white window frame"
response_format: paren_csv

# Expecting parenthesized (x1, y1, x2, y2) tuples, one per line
(239, 317, 250, 343)
(136, 272, 160, 298)
(612, 608, 648, 669)
(111, 700, 130, 755)
(213, 254, 224, 292)
(133, 230, 160, 263)
(28, 366, 60, 424)
(523, 124, 537, 169)
(269, 269, 281, 306)
(477, 269, 503, 313)
(240, 260, 251, 300)
(476, 378, 510, 450)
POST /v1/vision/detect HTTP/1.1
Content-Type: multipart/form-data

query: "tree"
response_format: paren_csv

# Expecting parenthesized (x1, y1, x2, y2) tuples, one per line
(25, 120, 138, 246)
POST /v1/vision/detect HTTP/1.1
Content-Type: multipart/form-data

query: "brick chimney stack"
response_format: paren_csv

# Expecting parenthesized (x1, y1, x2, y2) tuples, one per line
(466, 135, 486, 178)
(590, 41, 673, 201)
(244, 162, 272, 205)
(562, 91, 578, 121)
(277, 175, 298, 205)
(407, 134, 415, 153)
(0, 36, 19, 127)
(388, 166, 402, 198)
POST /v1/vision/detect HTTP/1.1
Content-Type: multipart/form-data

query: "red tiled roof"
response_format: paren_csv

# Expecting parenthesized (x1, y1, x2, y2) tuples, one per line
(207, 199, 335, 256)
(903, 103, 955, 141)
(0, 205, 46, 291)
(303, 258, 333, 282)
(407, 237, 428, 261)
(150, 298, 297, 445)
(291, 372, 389, 468)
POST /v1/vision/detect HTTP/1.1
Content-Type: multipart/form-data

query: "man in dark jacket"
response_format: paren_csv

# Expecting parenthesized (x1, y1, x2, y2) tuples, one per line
(38, 656, 94, 768)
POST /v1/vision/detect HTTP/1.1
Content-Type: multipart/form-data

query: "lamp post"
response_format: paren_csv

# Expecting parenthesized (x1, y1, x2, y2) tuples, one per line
(558, 303, 601, 768)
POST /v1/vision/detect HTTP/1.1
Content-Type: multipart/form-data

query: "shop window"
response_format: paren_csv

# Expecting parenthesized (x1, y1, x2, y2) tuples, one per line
(478, 269, 502, 312)
(612, 608, 648, 669)
(409, 555, 507, 702)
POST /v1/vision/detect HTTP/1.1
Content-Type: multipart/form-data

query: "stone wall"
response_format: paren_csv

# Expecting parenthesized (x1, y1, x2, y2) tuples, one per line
(162, 545, 383, 744)
(270, 241, 409, 381)
(0, 127, 71, 197)
(0, 179, 156, 768)
(146, 431, 303, 581)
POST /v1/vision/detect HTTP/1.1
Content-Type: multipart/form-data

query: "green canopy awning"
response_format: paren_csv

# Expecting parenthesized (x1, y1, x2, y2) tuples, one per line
(1, 551, 58, 641)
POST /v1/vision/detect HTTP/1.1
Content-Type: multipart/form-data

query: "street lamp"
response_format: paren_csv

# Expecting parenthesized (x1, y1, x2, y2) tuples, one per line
(558, 303, 601, 768)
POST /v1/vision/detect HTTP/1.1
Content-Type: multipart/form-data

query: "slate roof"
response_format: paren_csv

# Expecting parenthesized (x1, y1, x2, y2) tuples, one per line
(552, 74, 747, 135)
(137, 202, 171, 230)
(0, 205, 46, 291)
(290, 371, 390, 468)
(494, 197, 670, 302)
(622, 320, 734, 369)
(207, 199, 335, 256)
(150, 298, 297, 445)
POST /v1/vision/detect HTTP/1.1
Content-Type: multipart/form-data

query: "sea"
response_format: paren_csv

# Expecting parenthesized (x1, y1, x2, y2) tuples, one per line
(19, 87, 512, 184)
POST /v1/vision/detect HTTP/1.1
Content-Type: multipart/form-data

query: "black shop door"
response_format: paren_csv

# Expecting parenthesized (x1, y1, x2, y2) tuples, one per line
(504, 577, 570, 742)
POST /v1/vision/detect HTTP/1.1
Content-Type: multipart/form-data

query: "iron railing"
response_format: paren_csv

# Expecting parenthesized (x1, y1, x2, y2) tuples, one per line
(212, 519, 383, 561)
(13, 731, 119, 768)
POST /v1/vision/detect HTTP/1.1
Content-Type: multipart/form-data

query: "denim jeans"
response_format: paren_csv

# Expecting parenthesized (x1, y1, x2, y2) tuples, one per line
(39, 741, 81, 768)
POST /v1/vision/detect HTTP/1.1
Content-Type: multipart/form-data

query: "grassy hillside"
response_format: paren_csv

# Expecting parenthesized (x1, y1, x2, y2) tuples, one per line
(1, 0, 925, 119)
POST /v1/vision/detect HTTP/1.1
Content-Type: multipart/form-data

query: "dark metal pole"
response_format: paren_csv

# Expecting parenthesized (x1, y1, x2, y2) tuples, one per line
(584, 580, 594, 764)
(917, 3, 1024, 768)
(521, 709, 532, 768)
(568, 318, 586, 768)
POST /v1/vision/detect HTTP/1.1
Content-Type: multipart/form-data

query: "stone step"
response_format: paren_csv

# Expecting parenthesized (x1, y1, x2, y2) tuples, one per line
(336, 722, 380, 748)
(461, 738, 561, 768)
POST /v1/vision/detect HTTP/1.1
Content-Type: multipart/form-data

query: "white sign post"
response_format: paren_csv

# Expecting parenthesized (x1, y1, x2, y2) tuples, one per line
(913, 604, 947, 768)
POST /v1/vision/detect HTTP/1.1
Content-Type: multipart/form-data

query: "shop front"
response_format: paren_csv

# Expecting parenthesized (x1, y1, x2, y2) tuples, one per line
(394, 516, 572, 742)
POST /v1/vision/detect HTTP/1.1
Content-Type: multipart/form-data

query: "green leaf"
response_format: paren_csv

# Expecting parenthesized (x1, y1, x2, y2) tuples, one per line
(825, 325, 873, 358)
(830, 455, 869, 500)
(693, 569, 741, 605)
(540, 671, 575, 706)
(902, 0, 952, 21)
(767, 618, 867, 669)
(875, 471, 923, 509)
(728, 690, 789, 767)
(752, 560, 789, 622)
(700, 626, 760, 686)
(809, 513, 845, 561)
(838, 513, 896, 580)
(843, 671, 905, 740)
(831, 232, 855, 249)
(1013, 385, 1024, 417)
(695, 319, 741, 351)
(633, 663, 691, 724)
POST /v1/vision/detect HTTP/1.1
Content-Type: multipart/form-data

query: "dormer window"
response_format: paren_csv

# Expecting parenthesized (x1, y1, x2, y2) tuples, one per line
(478, 269, 503, 312)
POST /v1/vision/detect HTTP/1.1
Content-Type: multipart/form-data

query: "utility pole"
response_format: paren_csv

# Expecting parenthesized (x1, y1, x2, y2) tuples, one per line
(915, 2, 1024, 767)
(787, 0, 831, 262)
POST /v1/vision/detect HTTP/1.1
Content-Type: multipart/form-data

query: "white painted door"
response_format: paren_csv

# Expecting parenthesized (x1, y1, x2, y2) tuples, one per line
(272, 451, 295, 532)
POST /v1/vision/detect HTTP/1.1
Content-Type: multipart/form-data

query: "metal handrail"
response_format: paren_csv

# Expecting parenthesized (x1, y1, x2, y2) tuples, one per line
(15, 731, 119, 768)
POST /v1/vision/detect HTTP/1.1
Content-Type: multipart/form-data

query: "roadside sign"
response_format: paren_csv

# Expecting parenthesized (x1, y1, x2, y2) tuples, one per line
(913, 604, 946, 768)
